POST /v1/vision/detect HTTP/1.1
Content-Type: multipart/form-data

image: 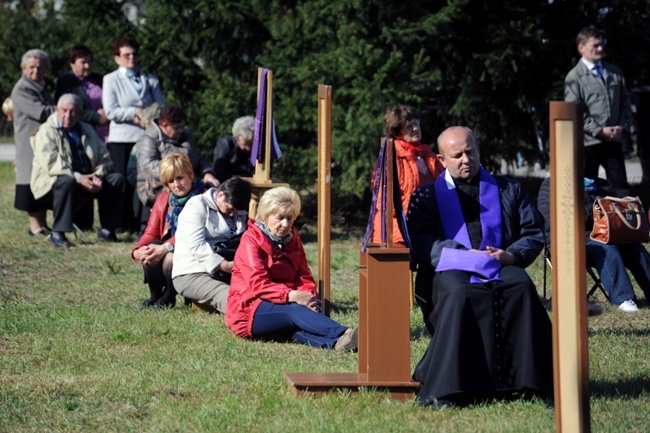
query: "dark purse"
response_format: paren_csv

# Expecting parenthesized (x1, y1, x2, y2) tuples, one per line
(212, 233, 243, 261)
(589, 196, 650, 244)
(211, 233, 243, 283)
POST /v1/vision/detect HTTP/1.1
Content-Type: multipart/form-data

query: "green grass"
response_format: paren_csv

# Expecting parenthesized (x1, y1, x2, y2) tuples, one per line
(0, 161, 649, 432)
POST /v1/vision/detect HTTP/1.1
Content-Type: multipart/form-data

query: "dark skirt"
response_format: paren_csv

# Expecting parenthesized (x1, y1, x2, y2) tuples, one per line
(14, 184, 47, 212)
(413, 266, 553, 405)
(108, 142, 138, 232)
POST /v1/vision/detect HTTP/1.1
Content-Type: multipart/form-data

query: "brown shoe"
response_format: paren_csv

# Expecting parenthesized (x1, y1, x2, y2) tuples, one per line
(334, 326, 359, 352)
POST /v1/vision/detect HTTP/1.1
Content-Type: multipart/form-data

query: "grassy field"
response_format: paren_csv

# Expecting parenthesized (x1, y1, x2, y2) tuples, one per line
(0, 161, 648, 432)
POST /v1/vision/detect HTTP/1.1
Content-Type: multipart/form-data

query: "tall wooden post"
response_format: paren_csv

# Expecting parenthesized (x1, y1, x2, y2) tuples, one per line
(254, 68, 273, 182)
(549, 101, 591, 432)
(317, 85, 332, 316)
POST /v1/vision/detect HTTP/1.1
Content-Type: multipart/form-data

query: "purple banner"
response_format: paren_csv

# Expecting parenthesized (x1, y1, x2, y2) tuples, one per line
(251, 68, 282, 166)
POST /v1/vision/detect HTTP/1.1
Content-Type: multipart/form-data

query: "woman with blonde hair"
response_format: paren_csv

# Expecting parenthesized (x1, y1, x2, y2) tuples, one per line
(226, 187, 358, 351)
(132, 153, 204, 309)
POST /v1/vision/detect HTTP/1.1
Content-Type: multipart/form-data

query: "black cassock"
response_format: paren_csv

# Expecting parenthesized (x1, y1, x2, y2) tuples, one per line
(413, 267, 553, 405)
(408, 175, 553, 405)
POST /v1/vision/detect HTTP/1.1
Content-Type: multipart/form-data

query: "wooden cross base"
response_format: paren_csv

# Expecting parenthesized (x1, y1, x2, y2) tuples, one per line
(285, 246, 418, 401)
(284, 372, 419, 401)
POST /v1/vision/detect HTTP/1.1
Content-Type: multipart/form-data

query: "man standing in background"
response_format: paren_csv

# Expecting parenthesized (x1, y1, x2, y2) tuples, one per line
(564, 25, 634, 197)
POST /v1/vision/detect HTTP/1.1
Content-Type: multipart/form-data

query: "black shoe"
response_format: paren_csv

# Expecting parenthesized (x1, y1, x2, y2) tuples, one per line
(138, 298, 157, 310)
(97, 228, 118, 242)
(51, 231, 71, 248)
(152, 298, 176, 309)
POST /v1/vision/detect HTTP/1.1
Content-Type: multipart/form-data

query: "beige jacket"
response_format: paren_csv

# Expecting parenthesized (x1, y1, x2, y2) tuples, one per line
(30, 113, 113, 199)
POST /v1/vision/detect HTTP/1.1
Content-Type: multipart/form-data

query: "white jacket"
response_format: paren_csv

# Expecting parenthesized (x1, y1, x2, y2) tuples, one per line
(172, 189, 247, 278)
(102, 68, 164, 143)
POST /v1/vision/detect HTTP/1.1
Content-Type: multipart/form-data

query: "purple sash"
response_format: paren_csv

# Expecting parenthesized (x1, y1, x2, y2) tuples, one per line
(434, 168, 502, 283)
(360, 137, 388, 253)
(251, 68, 282, 166)
(360, 137, 412, 253)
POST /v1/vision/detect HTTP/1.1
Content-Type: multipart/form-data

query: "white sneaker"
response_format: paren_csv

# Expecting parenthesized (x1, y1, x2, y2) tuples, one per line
(618, 300, 639, 312)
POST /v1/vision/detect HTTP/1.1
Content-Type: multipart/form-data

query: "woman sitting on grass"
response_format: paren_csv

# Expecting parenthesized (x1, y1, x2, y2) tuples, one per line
(225, 187, 358, 351)
(172, 176, 251, 313)
(132, 153, 204, 309)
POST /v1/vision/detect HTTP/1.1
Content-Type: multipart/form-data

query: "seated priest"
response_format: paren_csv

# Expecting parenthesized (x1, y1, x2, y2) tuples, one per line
(30, 93, 125, 247)
(406, 126, 553, 409)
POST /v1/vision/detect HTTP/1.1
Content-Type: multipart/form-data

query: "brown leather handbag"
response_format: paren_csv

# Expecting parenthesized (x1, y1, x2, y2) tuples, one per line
(590, 196, 650, 244)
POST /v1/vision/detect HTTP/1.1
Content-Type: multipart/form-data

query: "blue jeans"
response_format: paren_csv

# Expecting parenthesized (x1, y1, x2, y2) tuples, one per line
(586, 241, 650, 304)
(251, 301, 348, 349)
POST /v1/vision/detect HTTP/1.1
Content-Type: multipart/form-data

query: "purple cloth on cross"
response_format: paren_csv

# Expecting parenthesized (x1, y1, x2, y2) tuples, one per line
(251, 68, 282, 166)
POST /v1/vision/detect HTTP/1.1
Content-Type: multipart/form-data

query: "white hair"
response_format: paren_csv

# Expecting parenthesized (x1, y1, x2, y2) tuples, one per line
(21, 49, 50, 70)
(57, 93, 83, 110)
(232, 116, 255, 141)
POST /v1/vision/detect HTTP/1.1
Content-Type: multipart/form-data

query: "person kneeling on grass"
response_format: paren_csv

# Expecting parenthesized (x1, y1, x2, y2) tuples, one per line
(225, 187, 358, 351)
(132, 153, 205, 309)
(172, 176, 251, 313)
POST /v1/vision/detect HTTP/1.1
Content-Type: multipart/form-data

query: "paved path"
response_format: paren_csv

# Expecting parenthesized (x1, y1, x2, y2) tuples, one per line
(0, 143, 14, 163)
(502, 157, 644, 185)
(0, 142, 645, 183)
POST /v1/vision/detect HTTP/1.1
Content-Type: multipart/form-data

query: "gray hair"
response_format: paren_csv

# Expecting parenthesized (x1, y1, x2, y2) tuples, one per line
(57, 93, 83, 110)
(232, 116, 255, 141)
(21, 49, 50, 70)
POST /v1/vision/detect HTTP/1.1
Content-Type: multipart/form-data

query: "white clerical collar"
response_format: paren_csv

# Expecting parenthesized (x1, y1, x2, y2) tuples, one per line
(443, 165, 482, 189)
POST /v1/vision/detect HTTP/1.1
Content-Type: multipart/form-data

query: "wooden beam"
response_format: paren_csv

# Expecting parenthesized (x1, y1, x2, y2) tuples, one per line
(317, 84, 332, 316)
(549, 101, 591, 433)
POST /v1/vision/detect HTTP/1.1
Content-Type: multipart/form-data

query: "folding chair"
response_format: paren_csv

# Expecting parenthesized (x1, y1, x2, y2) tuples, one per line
(44, 224, 93, 244)
(542, 244, 607, 314)
(586, 267, 610, 302)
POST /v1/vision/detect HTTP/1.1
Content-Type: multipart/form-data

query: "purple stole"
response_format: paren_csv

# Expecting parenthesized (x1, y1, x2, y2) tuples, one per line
(251, 68, 282, 167)
(434, 167, 502, 283)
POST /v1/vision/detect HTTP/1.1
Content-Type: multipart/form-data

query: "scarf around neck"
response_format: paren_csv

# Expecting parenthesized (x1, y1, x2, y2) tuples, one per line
(434, 167, 503, 283)
(255, 220, 293, 250)
(166, 181, 203, 236)
(394, 139, 432, 159)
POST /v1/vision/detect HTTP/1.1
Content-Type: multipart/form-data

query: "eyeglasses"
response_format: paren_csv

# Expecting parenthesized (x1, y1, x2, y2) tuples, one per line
(402, 119, 420, 132)
(120, 52, 137, 59)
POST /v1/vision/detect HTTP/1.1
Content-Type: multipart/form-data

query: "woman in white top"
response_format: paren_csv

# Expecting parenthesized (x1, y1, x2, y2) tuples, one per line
(103, 35, 164, 231)
(172, 177, 251, 313)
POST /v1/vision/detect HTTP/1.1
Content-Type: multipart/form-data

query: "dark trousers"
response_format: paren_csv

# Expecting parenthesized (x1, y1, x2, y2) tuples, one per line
(108, 142, 138, 232)
(43, 173, 125, 232)
(142, 244, 175, 302)
(413, 267, 553, 405)
(585, 142, 630, 197)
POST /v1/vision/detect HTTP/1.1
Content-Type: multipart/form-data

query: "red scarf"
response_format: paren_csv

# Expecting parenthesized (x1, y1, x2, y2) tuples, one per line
(394, 139, 432, 159)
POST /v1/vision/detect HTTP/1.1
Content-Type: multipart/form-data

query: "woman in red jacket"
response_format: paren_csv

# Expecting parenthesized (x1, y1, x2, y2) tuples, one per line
(131, 153, 204, 309)
(226, 187, 357, 351)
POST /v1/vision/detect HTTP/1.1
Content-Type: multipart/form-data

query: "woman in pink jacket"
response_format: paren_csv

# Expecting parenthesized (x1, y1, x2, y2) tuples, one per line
(226, 187, 357, 351)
